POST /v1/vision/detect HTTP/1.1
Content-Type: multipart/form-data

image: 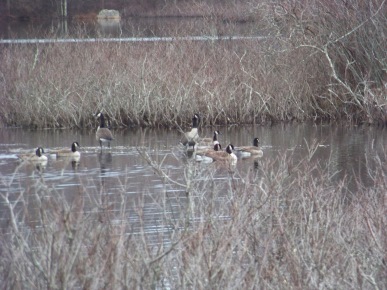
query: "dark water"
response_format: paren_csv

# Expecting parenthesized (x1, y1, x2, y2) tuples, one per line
(0, 124, 385, 233)
(0, 16, 260, 40)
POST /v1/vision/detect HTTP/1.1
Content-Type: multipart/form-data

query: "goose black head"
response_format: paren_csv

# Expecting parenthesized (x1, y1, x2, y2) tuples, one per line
(71, 142, 80, 152)
(95, 112, 107, 128)
(214, 143, 222, 151)
(226, 144, 234, 154)
(36, 147, 44, 157)
(213, 130, 221, 141)
(253, 138, 260, 147)
(192, 114, 200, 128)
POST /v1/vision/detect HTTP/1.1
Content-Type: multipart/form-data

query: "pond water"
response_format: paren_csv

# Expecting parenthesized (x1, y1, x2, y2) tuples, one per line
(0, 124, 385, 235)
(0, 16, 261, 40)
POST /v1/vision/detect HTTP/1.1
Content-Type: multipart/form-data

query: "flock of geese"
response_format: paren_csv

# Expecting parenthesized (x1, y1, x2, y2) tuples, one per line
(16, 112, 263, 170)
(180, 114, 263, 168)
(16, 112, 112, 167)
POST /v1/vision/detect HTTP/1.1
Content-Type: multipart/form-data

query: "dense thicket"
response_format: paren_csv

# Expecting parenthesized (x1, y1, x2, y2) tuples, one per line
(0, 0, 385, 128)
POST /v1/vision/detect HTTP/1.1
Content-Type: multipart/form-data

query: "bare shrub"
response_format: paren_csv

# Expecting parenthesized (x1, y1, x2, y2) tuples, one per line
(265, 0, 387, 123)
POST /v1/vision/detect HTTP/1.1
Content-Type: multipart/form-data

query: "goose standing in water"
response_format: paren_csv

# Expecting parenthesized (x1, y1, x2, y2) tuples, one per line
(95, 112, 114, 150)
(182, 114, 200, 150)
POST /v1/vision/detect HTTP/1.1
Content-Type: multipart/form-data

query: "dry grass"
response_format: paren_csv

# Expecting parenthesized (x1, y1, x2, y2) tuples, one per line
(0, 146, 386, 289)
(0, 0, 385, 128)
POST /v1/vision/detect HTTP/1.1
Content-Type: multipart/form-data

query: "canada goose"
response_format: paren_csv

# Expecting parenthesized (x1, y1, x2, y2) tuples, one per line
(95, 112, 114, 149)
(53, 142, 81, 159)
(196, 142, 222, 155)
(196, 143, 237, 167)
(200, 130, 221, 146)
(18, 147, 48, 163)
(182, 114, 200, 149)
(234, 137, 263, 158)
(195, 143, 221, 162)
(206, 143, 237, 162)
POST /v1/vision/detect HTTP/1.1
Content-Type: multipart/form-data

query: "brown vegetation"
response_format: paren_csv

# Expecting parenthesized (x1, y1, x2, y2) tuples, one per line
(0, 0, 386, 128)
(0, 145, 386, 288)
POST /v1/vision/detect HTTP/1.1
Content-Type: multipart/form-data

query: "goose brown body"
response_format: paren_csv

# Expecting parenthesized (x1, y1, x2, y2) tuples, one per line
(196, 143, 237, 169)
(96, 112, 114, 149)
(235, 138, 263, 157)
(205, 144, 237, 165)
(182, 114, 200, 148)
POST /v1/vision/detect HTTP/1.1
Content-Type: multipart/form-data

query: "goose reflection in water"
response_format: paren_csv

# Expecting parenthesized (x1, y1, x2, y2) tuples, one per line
(97, 151, 113, 208)
(98, 152, 113, 175)
(35, 162, 47, 174)
(71, 160, 80, 170)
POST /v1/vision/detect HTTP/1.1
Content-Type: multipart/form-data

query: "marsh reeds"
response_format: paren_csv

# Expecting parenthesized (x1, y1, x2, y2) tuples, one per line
(0, 146, 386, 289)
(0, 0, 385, 128)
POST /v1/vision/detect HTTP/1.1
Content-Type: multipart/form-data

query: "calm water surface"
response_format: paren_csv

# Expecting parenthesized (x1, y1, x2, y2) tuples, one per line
(0, 124, 385, 234)
(1, 17, 261, 40)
